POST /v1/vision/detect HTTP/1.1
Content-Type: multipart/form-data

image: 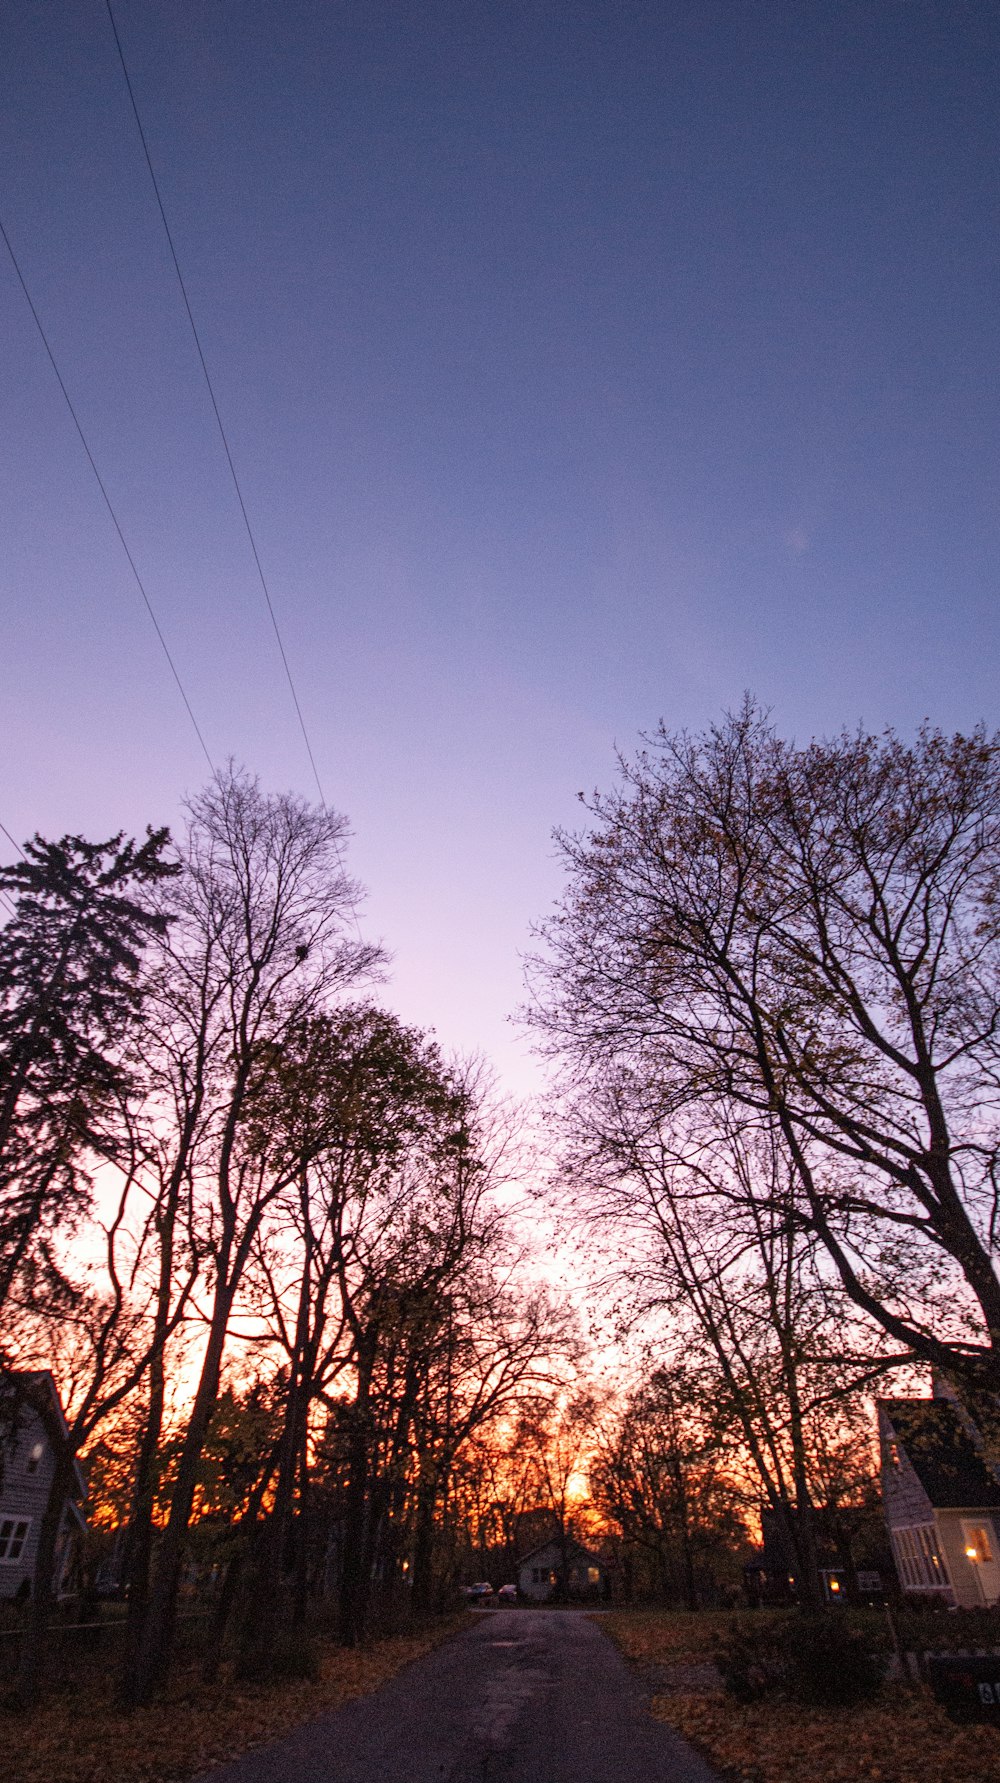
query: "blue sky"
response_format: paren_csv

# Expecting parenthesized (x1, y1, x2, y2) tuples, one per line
(2, 0, 998, 1093)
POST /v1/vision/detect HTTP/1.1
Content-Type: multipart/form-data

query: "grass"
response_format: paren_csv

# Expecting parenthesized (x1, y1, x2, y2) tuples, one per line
(602, 1609, 1000, 1783)
(0, 1614, 469, 1783)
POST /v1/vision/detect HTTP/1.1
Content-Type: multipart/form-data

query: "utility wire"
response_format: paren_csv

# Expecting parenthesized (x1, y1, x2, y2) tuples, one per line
(105, 0, 327, 811)
(0, 214, 214, 774)
(0, 822, 23, 914)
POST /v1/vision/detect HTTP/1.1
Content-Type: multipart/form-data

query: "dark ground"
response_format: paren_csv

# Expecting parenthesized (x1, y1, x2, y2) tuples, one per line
(189, 1608, 722, 1783)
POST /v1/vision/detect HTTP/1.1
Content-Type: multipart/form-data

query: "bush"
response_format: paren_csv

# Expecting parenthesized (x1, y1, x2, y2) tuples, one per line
(713, 1618, 783, 1703)
(781, 1615, 887, 1706)
(715, 1614, 887, 1707)
(894, 1602, 1000, 1654)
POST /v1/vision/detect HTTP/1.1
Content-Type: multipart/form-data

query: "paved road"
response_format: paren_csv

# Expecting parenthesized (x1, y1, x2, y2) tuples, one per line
(191, 1609, 721, 1783)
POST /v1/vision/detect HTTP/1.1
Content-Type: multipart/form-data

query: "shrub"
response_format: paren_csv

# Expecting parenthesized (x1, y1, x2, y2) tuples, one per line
(715, 1614, 887, 1708)
(714, 1618, 784, 1703)
(895, 1603, 1000, 1654)
(781, 1615, 887, 1706)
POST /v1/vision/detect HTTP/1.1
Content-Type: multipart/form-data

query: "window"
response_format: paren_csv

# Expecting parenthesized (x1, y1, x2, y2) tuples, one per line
(25, 1441, 44, 1476)
(890, 1524, 951, 1590)
(587, 1567, 600, 1584)
(0, 1518, 30, 1562)
(962, 1524, 994, 1565)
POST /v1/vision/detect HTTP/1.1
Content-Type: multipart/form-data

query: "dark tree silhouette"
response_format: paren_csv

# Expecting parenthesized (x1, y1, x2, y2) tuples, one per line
(529, 704, 1000, 1411)
(0, 828, 176, 1310)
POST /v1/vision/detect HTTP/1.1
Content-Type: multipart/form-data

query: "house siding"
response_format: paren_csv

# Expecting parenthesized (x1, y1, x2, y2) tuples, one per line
(879, 1400, 1000, 1608)
(937, 1511, 1000, 1609)
(1, 1403, 58, 1597)
(516, 1539, 606, 1603)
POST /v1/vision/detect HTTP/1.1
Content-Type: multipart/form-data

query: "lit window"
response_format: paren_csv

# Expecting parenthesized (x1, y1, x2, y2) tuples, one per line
(25, 1442, 44, 1476)
(0, 1518, 30, 1561)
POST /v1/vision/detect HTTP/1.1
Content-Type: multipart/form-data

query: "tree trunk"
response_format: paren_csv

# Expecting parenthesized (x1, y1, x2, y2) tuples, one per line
(339, 1331, 377, 1647)
(15, 1445, 76, 1707)
(121, 1294, 233, 1705)
(117, 1351, 166, 1701)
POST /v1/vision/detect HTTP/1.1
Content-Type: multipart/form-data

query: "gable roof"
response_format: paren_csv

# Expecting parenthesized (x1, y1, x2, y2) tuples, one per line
(2, 1370, 87, 1501)
(881, 1397, 1000, 1510)
(518, 1538, 604, 1568)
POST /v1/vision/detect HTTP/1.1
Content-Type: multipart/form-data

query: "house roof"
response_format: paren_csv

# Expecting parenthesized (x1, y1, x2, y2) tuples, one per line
(2, 1370, 87, 1502)
(518, 1538, 604, 1568)
(881, 1397, 1000, 1510)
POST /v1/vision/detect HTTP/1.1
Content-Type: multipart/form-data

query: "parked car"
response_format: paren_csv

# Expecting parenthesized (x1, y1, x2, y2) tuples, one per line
(459, 1582, 494, 1601)
(497, 1583, 518, 1603)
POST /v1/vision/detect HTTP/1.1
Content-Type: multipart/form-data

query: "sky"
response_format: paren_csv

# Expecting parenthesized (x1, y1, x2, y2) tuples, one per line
(2, 0, 998, 1098)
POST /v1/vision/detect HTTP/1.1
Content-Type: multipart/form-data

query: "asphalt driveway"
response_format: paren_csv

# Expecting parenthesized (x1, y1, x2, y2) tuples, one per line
(189, 1608, 721, 1783)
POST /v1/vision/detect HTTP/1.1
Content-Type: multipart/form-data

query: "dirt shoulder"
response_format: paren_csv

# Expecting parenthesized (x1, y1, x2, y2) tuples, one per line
(601, 1610, 1000, 1783)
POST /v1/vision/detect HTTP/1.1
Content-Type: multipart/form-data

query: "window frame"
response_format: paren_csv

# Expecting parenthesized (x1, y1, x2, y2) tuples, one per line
(890, 1522, 951, 1590)
(0, 1517, 32, 1563)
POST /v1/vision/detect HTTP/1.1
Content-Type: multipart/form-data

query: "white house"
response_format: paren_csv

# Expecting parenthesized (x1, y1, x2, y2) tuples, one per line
(0, 1371, 86, 1602)
(879, 1389, 1000, 1608)
(516, 1537, 607, 1603)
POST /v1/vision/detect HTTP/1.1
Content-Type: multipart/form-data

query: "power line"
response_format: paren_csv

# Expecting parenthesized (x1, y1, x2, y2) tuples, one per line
(105, 0, 327, 812)
(0, 214, 214, 774)
(0, 822, 23, 915)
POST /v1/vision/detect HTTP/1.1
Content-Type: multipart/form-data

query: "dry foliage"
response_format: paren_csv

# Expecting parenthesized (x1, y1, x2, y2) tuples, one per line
(603, 1612, 1000, 1783)
(1, 1616, 468, 1783)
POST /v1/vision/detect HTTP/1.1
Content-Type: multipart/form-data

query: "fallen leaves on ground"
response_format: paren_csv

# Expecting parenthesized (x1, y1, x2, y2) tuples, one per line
(602, 1611, 1000, 1783)
(653, 1689, 1000, 1783)
(1, 1616, 469, 1783)
(602, 1609, 742, 1666)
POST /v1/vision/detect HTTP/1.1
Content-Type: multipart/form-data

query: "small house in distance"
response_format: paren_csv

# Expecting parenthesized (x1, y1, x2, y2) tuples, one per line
(517, 1538, 607, 1603)
(0, 1371, 86, 1603)
(879, 1389, 1000, 1608)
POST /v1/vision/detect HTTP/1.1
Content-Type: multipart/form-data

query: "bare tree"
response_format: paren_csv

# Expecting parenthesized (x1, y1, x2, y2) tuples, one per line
(529, 706, 1000, 1409)
(4, 1131, 194, 1706)
(120, 769, 381, 1705)
(555, 1096, 893, 1603)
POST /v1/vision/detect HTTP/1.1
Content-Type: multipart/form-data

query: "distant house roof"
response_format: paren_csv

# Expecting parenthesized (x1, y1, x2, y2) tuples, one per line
(518, 1538, 604, 1569)
(881, 1398, 1000, 1510)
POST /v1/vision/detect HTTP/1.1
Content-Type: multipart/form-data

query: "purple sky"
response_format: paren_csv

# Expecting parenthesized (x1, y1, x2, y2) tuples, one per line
(3, 1, 999, 1096)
